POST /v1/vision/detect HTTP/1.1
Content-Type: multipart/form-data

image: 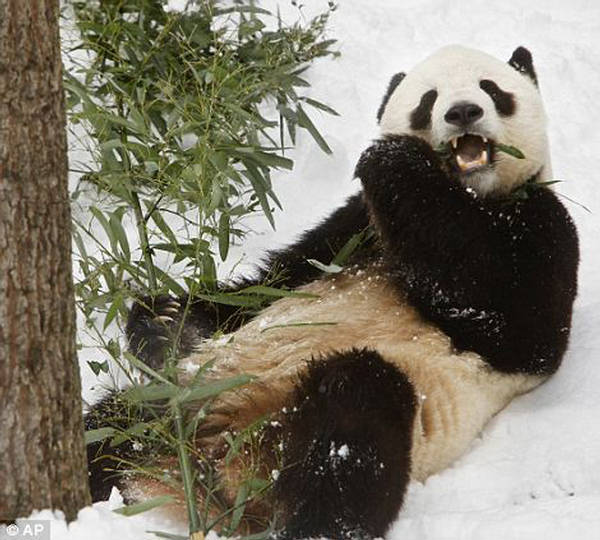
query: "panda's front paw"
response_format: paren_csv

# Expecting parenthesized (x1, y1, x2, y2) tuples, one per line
(126, 295, 183, 369)
(354, 135, 441, 186)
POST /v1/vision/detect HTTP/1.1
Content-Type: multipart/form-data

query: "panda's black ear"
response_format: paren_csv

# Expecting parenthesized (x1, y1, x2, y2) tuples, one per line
(377, 72, 406, 123)
(508, 46, 538, 86)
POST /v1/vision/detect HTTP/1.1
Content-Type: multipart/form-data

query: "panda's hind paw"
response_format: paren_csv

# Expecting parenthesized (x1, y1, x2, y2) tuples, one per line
(126, 294, 183, 369)
(153, 314, 175, 324)
(152, 296, 181, 317)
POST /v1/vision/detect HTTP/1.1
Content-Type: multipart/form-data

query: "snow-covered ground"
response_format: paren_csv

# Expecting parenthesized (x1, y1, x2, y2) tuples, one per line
(26, 0, 600, 538)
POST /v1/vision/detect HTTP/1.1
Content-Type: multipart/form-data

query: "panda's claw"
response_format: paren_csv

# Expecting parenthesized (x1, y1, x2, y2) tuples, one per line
(153, 315, 174, 324)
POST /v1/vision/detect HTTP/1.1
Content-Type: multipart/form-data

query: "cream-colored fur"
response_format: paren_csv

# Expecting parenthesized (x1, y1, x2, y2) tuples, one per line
(123, 265, 545, 528)
(379, 45, 551, 196)
(181, 265, 545, 483)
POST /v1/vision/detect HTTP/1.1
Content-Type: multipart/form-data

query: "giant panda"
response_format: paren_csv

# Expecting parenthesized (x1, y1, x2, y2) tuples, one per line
(86, 45, 579, 539)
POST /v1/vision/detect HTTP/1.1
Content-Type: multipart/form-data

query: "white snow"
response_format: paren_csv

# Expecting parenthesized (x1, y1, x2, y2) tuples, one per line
(20, 489, 188, 540)
(337, 444, 350, 459)
(32, 0, 600, 538)
(329, 442, 351, 460)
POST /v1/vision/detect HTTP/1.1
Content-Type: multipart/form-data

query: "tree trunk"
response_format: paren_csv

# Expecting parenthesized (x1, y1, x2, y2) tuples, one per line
(0, 0, 91, 521)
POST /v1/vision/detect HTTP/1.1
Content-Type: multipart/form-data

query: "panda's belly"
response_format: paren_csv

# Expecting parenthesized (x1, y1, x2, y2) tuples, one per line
(183, 267, 545, 482)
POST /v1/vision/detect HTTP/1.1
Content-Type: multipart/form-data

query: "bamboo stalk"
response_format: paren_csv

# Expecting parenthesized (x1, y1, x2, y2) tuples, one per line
(130, 186, 201, 536)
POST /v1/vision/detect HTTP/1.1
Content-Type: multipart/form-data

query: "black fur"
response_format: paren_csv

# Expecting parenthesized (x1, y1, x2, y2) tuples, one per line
(409, 89, 438, 130)
(129, 134, 579, 378)
(355, 135, 579, 375)
(256, 193, 374, 290)
(274, 349, 416, 540)
(126, 194, 375, 368)
(508, 46, 538, 86)
(377, 72, 406, 123)
(126, 294, 243, 369)
(85, 391, 166, 502)
(479, 79, 516, 116)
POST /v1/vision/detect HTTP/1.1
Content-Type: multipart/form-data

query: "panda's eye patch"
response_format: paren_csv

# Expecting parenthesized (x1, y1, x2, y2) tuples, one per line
(410, 89, 438, 130)
(479, 79, 516, 116)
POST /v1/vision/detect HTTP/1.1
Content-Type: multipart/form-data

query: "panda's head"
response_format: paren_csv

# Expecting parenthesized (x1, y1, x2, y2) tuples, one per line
(378, 45, 551, 197)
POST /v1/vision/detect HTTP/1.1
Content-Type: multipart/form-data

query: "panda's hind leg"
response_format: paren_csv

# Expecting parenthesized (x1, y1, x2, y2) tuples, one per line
(274, 348, 417, 539)
(85, 390, 160, 502)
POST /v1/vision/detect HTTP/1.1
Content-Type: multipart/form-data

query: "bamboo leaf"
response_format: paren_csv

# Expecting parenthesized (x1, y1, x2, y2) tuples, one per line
(296, 105, 332, 154)
(146, 202, 178, 246)
(279, 106, 297, 144)
(114, 495, 176, 516)
(124, 352, 177, 386)
(100, 139, 126, 152)
(496, 143, 526, 159)
(125, 383, 178, 403)
(303, 97, 339, 116)
(89, 206, 119, 255)
(154, 267, 186, 296)
(146, 532, 188, 540)
(260, 321, 338, 333)
(109, 422, 150, 447)
(103, 295, 123, 330)
(109, 211, 131, 259)
(306, 258, 343, 273)
(218, 212, 230, 261)
(332, 230, 371, 266)
(232, 148, 293, 170)
(87, 360, 109, 376)
(228, 482, 249, 533)
(237, 285, 318, 299)
(243, 165, 275, 229)
(176, 374, 254, 404)
(214, 6, 271, 15)
(85, 427, 116, 445)
(193, 293, 261, 307)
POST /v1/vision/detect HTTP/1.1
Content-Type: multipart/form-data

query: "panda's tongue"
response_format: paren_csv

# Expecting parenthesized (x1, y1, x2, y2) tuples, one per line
(454, 134, 488, 171)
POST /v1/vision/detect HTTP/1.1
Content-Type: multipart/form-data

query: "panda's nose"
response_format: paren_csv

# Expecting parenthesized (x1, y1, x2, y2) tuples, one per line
(444, 102, 484, 127)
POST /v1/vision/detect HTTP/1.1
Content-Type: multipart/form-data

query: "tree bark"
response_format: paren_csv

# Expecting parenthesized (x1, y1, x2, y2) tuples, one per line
(0, 0, 91, 521)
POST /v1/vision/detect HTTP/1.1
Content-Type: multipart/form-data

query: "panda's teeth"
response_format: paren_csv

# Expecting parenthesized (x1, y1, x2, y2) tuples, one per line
(451, 138, 458, 149)
(456, 149, 489, 172)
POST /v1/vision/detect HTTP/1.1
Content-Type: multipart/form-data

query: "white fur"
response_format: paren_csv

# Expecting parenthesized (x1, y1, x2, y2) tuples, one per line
(380, 45, 552, 195)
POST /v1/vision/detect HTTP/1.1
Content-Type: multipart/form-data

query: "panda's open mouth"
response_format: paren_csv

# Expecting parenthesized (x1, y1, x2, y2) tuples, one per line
(449, 134, 494, 173)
